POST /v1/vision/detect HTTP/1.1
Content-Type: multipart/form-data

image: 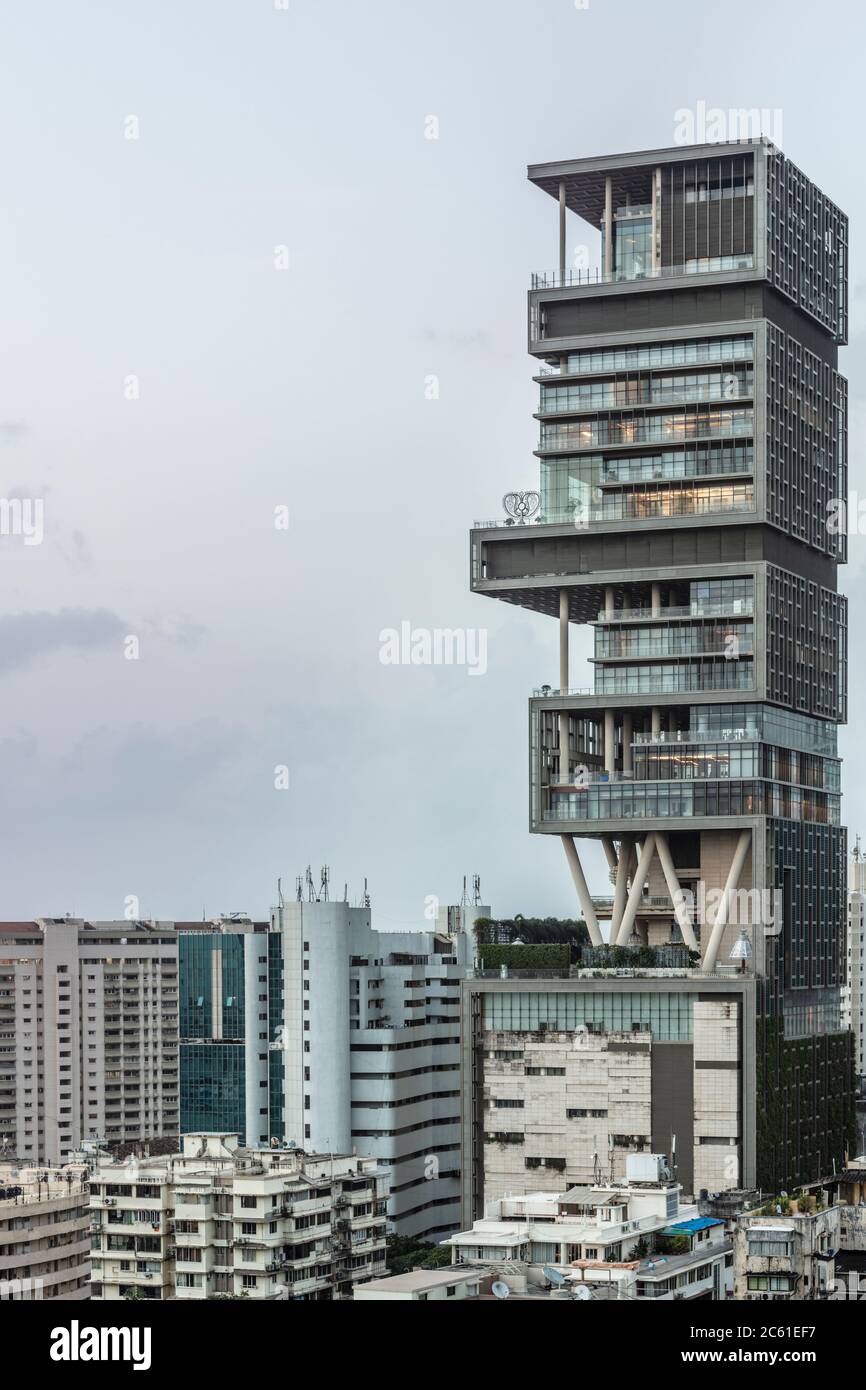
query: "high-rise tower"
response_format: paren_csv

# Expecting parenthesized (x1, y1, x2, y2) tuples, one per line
(468, 140, 854, 1196)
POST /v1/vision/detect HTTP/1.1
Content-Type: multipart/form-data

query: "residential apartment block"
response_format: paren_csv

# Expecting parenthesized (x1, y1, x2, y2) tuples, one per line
(89, 1132, 388, 1300)
(0, 919, 180, 1166)
(0, 1163, 90, 1299)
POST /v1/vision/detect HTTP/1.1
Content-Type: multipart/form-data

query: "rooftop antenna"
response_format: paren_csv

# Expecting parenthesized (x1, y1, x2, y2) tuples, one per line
(461, 875, 469, 907)
(320, 866, 330, 902)
(295, 875, 303, 903)
(343, 883, 348, 903)
(305, 866, 315, 902)
(473, 873, 481, 906)
(855, 835, 863, 863)
(277, 877, 285, 909)
(363, 878, 370, 909)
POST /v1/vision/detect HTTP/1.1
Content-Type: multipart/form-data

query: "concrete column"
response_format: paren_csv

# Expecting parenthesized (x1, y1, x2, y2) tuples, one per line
(604, 710, 616, 774)
(616, 833, 656, 945)
(559, 180, 567, 279)
(601, 837, 619, 875)
(668, 711, 677, 735)
(611, 836, 633, 939)
(622, 712, 633, 773)
(561, 835, 603, 946)
(559, 588, 570, 780)
(651, 707, 662, 738)
(603, 176, 613, 277)
(559, 589, 569, 689)
(651, 583, 661, 616)
(702, 830, 752, 973)
(654, 832, 698, 950)
(604, 586, 615, 618)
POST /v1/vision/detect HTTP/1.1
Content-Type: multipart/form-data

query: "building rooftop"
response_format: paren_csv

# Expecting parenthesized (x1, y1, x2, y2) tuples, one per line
(527, 139, 770, 225)
(664, 1217, 725, 1235)
(359, 1267, 480, 1294)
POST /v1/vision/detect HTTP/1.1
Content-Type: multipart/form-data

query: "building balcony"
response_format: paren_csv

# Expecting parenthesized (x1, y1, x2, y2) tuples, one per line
(531, 255, 755, 291)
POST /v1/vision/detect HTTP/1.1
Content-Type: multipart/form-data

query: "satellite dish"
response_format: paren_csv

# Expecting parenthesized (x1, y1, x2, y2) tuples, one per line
(574, 1285, 592, 1301)
(543, 1265, 567, 1286)
(491, 1281, 510, 1300)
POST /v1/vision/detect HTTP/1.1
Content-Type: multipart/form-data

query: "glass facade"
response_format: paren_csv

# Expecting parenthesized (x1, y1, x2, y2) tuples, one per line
(595, 659, 755, 695)
(541, 367, 753, 413)
(546, 780, 840, 825)
(180, 1043, 245, 1135)
(483, 990, 694, 1041)
(540, 443, 753, 522)
(540, 406, 753, 452)
(564, 335, 754, 376)
(179, 934, 245, 1041)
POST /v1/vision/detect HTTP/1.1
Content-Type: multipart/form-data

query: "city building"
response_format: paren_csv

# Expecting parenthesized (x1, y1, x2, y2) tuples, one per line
(462, 970, 751, 1210)
(844, 839, 865, 1086)
(267, 894, 485, 1239)
(89, 1132, 388, 1300)
(176, 891, 485, 1239)
(0, 1163, 90, 1299)
(0, 919, 180, 1166)
(178, 916, 270, 1143)
(733, 1202, 838, 1300)
(354, 1266, 487, 1302)
(446, 1155, 730, 1300)
(468, 139, 854, 1200)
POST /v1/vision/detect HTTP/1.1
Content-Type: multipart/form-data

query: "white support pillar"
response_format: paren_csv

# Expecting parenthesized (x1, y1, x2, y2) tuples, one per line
(611, 835, 633, 939)
(622, 712, 633, 773)
(604, 586, 615, 619)
(601, 837, 618, 874)
(559, 180, 567, 279)
(561, 835, 604, 947)
(654, 832, 698, 951)
(559, 588, 570, 781)
(615, 833, 656, 945)
(651, 707, 662, 738)
(702, 830, 752, 974)
(651, 582, 661, 616)
(559, 589, 569, 689)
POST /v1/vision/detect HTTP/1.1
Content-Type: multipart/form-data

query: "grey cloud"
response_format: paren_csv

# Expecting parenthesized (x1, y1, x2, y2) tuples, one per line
(0, 608, 127, 676)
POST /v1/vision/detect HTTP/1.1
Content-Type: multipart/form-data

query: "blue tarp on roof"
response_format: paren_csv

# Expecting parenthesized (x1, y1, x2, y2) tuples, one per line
(664, 1217, 725, 1234)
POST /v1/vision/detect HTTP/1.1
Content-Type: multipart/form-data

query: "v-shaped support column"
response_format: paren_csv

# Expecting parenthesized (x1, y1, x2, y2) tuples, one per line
(560, 835, 604, 947)
(654, 832, 699, 951)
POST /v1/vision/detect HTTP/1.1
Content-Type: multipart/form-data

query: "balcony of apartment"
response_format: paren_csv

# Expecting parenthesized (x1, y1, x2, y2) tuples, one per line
(531, 254, 754, 293)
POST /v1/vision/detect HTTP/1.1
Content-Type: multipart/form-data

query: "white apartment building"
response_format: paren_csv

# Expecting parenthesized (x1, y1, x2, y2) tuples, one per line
(844, 840, 865, 1085)
(89, 1133, 388, 1300)
(446, 1156, 730, 1300)
(269, 898, 486, 1240)
(0, 919, 180, 1165)
(0, 1163, 91, 1299)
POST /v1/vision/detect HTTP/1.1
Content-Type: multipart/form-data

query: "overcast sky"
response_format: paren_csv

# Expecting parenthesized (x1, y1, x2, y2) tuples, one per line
(1, 0, 864, 928)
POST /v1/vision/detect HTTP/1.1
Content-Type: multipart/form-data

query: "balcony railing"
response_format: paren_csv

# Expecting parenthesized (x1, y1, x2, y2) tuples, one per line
(595, 601, 754, 623)
(474, 493, 755, 529)
(531, 255, 755, 290)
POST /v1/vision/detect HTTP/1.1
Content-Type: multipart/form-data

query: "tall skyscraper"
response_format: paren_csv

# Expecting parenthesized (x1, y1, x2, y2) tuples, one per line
(467, 139, 854, 1203)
